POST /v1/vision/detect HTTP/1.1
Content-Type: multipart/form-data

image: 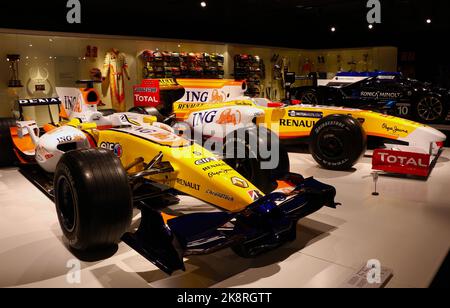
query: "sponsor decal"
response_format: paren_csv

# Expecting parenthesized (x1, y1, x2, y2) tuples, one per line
(360, 91, 402, 99)
(192, 111, 218, 127)
(372, 149, 431, 177)
(100, 142, 123, 157)
(36, 145, 53, 162)
(18, 98, 61, 106)
(206, 189, 234, 202)
(235, 101, 254, 106)
(133, 79, 160, 107)
(133, 126, 177, 141)
(159, 79, 177, 86)
(288, 110, 323, 119)
(231, 177, 249, 189)
(192, 151, 203, 156)
(208, 168, 234, 178)
(280, 119, 317, 128)
(176, 178, 200, 191)
(382, 123, 409, 135)
(176, 103, 206, 110)
(248, 190, 264, 201)
(185, 91, 210, 102)
(216, 109, 242, 125)
(195, 157, 219, 165)
(203, 163, 228, 172)
(120, 114, 141, 126)
(57, 136, 73, 144)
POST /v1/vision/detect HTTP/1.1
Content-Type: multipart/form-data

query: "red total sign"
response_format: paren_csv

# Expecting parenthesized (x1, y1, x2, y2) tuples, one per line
(133, 79, 160, 107)
(372, 149, 431, 177)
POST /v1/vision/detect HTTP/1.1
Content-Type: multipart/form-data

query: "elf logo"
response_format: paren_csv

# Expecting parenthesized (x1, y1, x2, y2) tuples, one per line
(100, 142, 123, 157)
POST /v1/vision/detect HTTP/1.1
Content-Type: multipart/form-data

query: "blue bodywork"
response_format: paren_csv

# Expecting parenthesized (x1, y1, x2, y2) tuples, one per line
(123, 174, 337, 275)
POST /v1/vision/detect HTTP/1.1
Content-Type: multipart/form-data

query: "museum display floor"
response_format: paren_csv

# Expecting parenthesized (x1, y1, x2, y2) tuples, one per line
(0, 150, 449, 288)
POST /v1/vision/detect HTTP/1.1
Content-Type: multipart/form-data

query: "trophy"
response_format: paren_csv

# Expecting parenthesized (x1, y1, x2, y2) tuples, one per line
(6, 54, 23, 88)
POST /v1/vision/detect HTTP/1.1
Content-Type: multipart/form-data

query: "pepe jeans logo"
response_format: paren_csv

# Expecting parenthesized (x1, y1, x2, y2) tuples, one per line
(382, 123, 409, 135)
(66, 0, 81, 24)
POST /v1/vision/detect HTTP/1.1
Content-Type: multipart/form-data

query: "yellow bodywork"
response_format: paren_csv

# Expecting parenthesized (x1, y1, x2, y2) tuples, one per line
(173, 100, 427, 142)
(89, 128, 262, 213)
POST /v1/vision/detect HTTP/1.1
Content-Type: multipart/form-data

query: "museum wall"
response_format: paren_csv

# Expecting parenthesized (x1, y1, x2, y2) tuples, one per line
(0, 29, 398, 120)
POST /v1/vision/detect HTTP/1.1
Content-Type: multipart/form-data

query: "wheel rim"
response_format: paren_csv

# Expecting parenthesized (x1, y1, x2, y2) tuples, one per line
(318, 133, 345, 159)
(417, 96, 443, 122)
(301, 92, 319, 104)
(57, 177, 76, 233)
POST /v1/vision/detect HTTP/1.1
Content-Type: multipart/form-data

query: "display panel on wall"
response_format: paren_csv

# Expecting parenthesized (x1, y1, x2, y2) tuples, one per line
(141, 50, 225, 79)
(234, 54, 265, 97)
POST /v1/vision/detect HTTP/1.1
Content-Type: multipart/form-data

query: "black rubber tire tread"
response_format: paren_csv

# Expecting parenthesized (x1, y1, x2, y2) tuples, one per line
(309, 114, 367, 171)
(54, 148, 133, 251)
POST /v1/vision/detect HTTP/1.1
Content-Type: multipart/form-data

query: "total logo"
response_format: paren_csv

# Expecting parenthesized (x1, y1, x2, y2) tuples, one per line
(378, 152, 428, 167)
(100, 142, 123, 158)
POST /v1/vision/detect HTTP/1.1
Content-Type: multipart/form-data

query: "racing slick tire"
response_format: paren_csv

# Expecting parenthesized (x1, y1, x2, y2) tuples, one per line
(54, 148, 133, 251)
(298, 89, 321, 105)
(223, 126, 289, 194)
(414, 94, 448, 124)
(309, 114, 367, 171)
(0, 118, 17, 167)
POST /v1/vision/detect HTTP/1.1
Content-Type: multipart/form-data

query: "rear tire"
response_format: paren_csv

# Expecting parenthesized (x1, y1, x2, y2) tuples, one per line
(309, 114, 366, 171)
(54, 148, 133, 251)
(0, 118, 17, 167)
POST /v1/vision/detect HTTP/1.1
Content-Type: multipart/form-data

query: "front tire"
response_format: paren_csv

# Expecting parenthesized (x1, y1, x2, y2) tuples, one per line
(54, 148, 133, 251)
(0, 118, 17, 167)
(414, 95, 448, 124)
(309, 114, 367, 171)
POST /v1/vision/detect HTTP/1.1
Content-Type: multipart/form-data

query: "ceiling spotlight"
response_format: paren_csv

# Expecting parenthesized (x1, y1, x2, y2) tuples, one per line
(368, 24, 374, 29)
(331, 27, 336, 32)
(200, 1, 207, 8)
(426, 18, 432, 24)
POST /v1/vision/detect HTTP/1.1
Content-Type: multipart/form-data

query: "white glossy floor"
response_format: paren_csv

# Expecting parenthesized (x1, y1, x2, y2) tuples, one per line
(0, 150, 449, 288)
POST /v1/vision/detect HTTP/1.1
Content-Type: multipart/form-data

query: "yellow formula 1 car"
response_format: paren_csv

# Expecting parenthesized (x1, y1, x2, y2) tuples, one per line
(0, 84, 337, 275)
(129, 78, 446, 178)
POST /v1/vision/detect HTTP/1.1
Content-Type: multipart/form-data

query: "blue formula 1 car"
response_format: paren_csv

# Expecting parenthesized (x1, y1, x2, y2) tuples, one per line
(291, 72, 450, 125)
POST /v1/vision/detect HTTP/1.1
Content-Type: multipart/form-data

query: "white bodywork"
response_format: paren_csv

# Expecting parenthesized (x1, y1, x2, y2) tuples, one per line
(184, 106, 264, 139)
(14, 88, 178, 173)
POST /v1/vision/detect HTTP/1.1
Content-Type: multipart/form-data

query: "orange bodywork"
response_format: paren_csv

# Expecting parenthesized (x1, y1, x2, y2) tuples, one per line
(9, 127, 36, 154)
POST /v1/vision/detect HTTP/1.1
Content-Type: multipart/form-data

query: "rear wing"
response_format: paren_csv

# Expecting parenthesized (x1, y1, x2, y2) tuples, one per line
(18, 98, 61, 107)
(17, 97, 62, 122)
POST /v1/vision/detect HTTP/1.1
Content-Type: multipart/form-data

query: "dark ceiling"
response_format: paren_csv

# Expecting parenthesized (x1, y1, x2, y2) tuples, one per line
(0, 0, 449, 49)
